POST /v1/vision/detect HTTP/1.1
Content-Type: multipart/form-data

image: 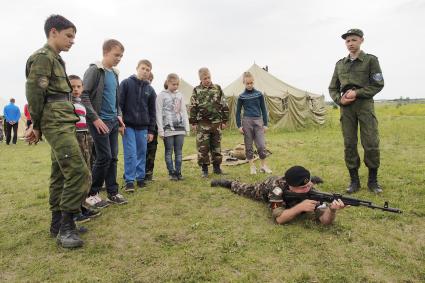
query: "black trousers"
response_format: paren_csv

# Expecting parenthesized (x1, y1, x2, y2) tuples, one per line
(5, 122, 18, 144)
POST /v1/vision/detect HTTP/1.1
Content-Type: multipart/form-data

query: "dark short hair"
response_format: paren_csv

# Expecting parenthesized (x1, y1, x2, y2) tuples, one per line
(10, 98, 15, 103)
(44, 15, 76, 38)
(68, 75, 82, 82)
(103, 39, 125, 55)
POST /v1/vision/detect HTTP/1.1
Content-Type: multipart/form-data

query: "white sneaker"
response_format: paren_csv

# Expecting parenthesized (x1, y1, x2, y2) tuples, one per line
(260, 165, 272, 174)
(250, 165, 257, 175)
(85, 195, 98, 207)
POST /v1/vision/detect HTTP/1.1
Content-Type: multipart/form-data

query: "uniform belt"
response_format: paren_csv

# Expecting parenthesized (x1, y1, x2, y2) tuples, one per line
(45, 93, 71, 103)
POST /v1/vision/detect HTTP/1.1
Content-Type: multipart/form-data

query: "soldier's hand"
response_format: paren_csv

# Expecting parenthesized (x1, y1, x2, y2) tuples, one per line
(296, 199, 319, 212)
(221, 123, 227, 130)
(238, 127, 244, 135)
(340, 95, 355, 105)
(147, 133, 154, 143)
(344, 89, 357, 99)
(93, 118, 109, 134)
(25, 127, 41, 145)
(191, 124, 197, 133)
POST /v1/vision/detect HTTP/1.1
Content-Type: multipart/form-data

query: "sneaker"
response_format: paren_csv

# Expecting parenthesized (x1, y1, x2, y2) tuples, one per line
(176, 172, 184, 180)
(74, 213, 91, 224)
(136, 180, 145, 188)
(107, 193, 128, 205)
(250, 165, 257, 175)
(82, 208, 101, 219)
(260, 165, 272, 174)
(124, 182, 135, 193)
(85, 194, 109, 209)
(93, 193, 110, 209)
(169, 174, 178, 181)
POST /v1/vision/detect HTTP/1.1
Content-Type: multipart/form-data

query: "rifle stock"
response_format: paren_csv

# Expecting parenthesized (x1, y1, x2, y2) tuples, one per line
(283, 190, 402, 214)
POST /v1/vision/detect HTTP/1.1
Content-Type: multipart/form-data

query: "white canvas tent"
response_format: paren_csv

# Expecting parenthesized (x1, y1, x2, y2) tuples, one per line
(223, 64, 326, 129)
(179, 78, 195, 105)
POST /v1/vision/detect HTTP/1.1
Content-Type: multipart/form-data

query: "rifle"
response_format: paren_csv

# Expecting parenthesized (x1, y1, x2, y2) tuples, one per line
(283, 190, 402, 213)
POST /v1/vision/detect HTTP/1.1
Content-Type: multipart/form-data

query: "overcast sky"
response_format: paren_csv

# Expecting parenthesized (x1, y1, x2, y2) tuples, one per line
(1, 0, 424, 109)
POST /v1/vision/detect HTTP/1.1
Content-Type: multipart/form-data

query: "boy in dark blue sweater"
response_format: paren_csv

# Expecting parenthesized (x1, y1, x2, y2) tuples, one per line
(236, 71, 271, 175)
(119, 59, 156, 191)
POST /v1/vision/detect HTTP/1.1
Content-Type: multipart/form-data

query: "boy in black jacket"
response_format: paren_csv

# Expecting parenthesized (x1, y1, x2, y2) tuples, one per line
(119, 59, 156, 191)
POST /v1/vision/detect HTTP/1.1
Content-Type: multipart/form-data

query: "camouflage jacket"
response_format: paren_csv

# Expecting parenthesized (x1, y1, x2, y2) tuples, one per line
(329, 51, 384, 106)
(189, 83, 229, 124)
(25, 44, 73, 130)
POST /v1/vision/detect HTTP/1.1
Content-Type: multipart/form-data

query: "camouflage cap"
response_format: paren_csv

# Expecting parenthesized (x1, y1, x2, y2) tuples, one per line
(341, 28, 364, 39)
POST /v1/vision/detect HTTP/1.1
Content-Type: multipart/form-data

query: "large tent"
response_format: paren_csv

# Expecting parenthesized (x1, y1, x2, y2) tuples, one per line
(223, 64, 326, 129)
(179, 78, 195, 105)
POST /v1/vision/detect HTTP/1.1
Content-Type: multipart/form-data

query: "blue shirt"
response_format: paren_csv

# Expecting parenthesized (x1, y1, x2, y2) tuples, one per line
(3, 103, 21, 123)
(235, 88, 268, 128)
(99, 69, 118, 120)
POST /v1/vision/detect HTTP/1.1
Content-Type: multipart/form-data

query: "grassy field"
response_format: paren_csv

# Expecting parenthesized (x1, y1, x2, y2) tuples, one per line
(0, 103, 424, 282)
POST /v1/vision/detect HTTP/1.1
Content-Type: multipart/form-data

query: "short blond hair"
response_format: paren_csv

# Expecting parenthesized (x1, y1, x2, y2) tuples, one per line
(242, 71, 254, 83)
(103, 39, 124, 55)
(137, 59, 152, 69)
(198, 67, 210, 78)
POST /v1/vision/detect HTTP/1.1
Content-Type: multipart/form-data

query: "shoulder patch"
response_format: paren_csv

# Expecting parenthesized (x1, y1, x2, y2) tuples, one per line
(372, 73, 383, 82)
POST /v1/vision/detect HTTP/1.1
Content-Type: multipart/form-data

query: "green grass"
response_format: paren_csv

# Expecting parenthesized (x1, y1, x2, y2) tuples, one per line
(1, 103, 424, 282)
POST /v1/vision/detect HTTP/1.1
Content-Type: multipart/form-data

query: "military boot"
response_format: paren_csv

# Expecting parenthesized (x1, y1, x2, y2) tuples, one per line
(201, 165, 208, 178)
(346, 169, 361, 194)
(368, 168, 383, 194)
(211, 179, 232, 188)
(213, 164, 224, 175)
(50, 210, 62, 238)
(57, 212, 84, 248)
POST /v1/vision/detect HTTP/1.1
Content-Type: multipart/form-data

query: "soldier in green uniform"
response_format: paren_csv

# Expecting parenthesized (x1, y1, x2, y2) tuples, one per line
(211, 166, 346, 225)
(329, 29, 384, 194)
(189, 68, 229, 177)
(25, 15, 90, 248)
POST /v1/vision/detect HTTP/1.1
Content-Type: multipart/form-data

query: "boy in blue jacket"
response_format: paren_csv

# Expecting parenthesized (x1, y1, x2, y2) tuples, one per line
(119, 59, 156, 191)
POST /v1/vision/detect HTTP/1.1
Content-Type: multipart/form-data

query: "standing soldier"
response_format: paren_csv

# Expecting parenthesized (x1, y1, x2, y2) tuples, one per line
(25, 15, 90, 248)
(189, 68, 229, 177)
(329, 29, 384, 194)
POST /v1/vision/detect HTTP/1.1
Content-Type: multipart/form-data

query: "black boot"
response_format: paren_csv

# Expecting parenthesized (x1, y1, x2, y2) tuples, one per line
(213, 164, 224, 175)
(57, 212, 84, 248)
(50, 211, 62, 238)
(346, 169, 361, 194)
(368, 168, 383, 194)
(211, 179, 232, 188)
(201, 165, 208, 178)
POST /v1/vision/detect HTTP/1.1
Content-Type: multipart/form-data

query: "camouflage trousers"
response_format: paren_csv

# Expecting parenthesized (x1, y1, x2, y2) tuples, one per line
(196, 122, 222, 166)
(76, 131, 93, 176)
(340, 99, 380, 170)
(145, 133, 158, 179)
(229, 180, 271, 203)
(41, 102, 91, 213)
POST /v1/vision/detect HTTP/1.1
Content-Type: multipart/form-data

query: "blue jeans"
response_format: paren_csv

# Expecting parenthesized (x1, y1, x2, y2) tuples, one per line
(89, 119, 119, 196)
(123, 127, 147, 183)
(163, 134, 185, 174)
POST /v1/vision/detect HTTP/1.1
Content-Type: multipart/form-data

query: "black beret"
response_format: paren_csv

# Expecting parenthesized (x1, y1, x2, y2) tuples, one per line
(284, 166, 311, 187)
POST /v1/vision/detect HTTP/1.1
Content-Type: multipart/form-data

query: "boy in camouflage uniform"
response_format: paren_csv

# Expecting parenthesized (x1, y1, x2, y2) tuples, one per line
(189, 68, 229, 177)
(211, 166, 346, 225)
(25, 15, 90, 248)
(329, 29, 384, 194)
